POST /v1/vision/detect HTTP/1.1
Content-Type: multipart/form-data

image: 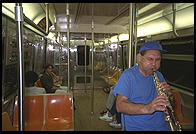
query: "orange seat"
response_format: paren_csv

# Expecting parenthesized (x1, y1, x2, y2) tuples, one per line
(103, 69, 122, 86)
(2, 112, 17, 131)
(13, 96, 44, 131)
(172, 91, 191, 123)
(43, 94, 74, 131)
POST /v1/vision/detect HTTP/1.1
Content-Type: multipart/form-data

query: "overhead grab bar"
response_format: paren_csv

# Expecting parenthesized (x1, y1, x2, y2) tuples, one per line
(172, 3, 179, 37)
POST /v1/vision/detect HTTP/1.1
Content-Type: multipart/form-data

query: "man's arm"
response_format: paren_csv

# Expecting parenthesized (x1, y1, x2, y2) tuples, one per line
(116, 94, 169, 115)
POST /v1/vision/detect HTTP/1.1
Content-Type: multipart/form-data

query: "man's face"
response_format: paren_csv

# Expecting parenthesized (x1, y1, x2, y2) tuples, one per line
(138, 50, 161, 76)
(46, 66, 53, 74)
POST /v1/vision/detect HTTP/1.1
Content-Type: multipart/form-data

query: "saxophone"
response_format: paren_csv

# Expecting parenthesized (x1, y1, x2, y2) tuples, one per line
(152, 70, 182, 131)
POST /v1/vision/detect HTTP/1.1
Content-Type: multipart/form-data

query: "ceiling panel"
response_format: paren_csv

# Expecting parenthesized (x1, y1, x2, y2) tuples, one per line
(2, 3, 194, 41)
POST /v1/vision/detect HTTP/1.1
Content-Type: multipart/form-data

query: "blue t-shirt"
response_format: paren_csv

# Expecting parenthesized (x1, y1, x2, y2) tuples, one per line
(113, 65, 170, 131)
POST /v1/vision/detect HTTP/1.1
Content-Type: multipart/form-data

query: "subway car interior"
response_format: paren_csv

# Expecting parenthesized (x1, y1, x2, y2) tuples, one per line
(2, 3, 194, 131)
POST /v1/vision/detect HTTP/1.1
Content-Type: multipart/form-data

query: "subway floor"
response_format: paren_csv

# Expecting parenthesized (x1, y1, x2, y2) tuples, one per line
(73, 88, 121, 131)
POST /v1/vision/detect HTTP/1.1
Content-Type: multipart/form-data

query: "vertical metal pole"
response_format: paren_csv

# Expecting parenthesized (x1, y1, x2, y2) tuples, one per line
(2, 19, 7, 101)
(117, 34, 120, 79)
(66, 3, 70, 92)
(45, 3, 49, 34)
(44, 39, 47, 67)
(103, 34, 106, 72)
(91, 3, 94, 115)
(15, 3, 24, 131)
(59, 34, 63, 76)
(128, 3, 134, 68)
(134, 4, 138, 65)
(84, 33, 87, 92)
(117, 35, 120, 68)
(53, 35, 56, 66)
(107, 36, 110, 85)
(122, 45, 125, 71)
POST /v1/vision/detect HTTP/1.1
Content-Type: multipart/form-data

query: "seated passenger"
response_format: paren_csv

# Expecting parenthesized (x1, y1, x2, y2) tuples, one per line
(99, 86, 121, 128)
(25, 71, 46, 95)
(40, 64, 61, 93)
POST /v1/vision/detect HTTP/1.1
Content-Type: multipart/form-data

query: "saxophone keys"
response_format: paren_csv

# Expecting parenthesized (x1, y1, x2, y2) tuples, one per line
(165, 115, 170, 122)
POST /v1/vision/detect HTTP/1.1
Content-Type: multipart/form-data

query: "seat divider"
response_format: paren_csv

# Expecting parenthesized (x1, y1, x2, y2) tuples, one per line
(41, 95, 47, 130)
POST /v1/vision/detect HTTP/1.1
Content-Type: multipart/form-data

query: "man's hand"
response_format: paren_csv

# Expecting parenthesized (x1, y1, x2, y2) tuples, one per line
(145, 95, 169, 114)
(160, 82, 172, 96)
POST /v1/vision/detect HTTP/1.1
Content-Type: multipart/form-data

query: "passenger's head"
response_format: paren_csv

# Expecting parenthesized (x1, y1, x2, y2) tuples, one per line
(44, 64, 54, 74)
(138, 41, 167, 76)
(25, 71, 38, 87)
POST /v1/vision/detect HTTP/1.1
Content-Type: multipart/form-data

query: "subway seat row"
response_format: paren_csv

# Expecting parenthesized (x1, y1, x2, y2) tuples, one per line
(13, 87, 74, 131)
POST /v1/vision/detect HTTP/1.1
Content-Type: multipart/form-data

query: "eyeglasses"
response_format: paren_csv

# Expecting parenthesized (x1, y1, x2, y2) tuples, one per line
(142, 56, 161, 63)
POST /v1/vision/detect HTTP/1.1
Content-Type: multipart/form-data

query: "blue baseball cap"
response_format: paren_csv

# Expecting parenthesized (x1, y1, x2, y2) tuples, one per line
(139, 41, 167, 53)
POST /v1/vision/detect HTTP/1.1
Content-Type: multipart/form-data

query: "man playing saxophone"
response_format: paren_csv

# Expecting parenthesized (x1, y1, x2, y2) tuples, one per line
(113, 41, 173, 131)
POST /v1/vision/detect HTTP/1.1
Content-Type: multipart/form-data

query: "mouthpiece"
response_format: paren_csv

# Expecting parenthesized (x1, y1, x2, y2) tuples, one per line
(152, 68, 156, 72)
